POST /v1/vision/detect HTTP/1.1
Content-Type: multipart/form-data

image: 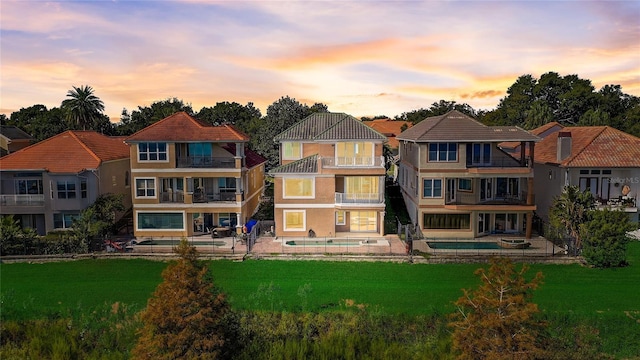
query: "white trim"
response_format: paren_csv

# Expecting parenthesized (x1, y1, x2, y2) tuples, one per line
(137, 142, 169, 163)
(133, 203, 241, 210)
(131, 168, 241, 174)
(336, 210, 346, 225)
(135, 210, 186, 231)
(275, 203, 335, 209)
(134, 177, 157, 199)
(283, 209, 306, 231)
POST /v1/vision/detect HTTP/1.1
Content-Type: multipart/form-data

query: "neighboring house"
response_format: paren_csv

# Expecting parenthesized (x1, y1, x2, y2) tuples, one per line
(511, 124, 640, 224)
(270, 112, 388, 238)
(396, 110, 540, 240)
(362, 118, 412, 154)
(0, 131, 131, 235)
(124, 112, 266, 239)
(0, 125, 34, 157)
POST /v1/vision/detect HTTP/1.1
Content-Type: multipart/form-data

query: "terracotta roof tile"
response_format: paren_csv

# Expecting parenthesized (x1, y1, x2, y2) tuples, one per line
(125, 112, 249, 142)
(0, 131, 129, 173)
(398, 110, 540, 142)
(534, 126, 640, 167)
(363, 119, 412, 149)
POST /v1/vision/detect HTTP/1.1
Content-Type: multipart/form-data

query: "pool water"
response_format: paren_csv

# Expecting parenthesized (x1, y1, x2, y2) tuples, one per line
(285, 240, 362, 247)
(136, 240, 227, 247)
(427, 241, 502, 250)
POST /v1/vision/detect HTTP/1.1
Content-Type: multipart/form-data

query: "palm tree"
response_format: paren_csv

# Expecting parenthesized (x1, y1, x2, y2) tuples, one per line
(549, 185, 595, 249)
(61, 85, 105, 130)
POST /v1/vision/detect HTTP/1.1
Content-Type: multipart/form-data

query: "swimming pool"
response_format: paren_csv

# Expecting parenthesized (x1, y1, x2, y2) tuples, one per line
(427, 241, 502, 250)
(285, 240, 365, 247)
(136, 239, 227, 247)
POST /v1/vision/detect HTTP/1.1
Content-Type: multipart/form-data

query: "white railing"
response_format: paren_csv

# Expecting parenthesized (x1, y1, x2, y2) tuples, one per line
(322, 156, 385, 168)
(0, 194, 45, 206)
(335, 192, 384, 204)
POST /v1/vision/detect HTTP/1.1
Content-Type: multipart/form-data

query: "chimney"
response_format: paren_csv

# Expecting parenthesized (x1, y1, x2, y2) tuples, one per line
(557, 131, 572, 162)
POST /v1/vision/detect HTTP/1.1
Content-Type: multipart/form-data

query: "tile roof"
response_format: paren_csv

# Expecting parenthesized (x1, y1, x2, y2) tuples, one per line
(274, 112, 387, 142)
(397, 110, 540, 142)
(125, 111, 249, 143)
(363, 119, 412, 149)
(0, 131, 129, 173)
(500, 122, 563, 150)
(0, 126, 33, 141)
(534, 126, 640, 167)
(221, 144, 267, 169)
(269, 154, 318, 174)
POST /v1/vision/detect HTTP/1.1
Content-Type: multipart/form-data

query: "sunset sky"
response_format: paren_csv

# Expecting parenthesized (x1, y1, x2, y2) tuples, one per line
(1, 1, 639, 122)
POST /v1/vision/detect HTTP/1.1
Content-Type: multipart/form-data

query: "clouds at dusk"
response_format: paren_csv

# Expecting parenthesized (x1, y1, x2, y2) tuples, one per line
(1, 0, 638, 121)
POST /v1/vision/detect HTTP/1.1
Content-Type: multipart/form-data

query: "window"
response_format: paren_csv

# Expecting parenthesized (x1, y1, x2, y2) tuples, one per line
(54, 213, 79, 229)
(283, 142, 302, 160)
(471, 143, 491, 165)
(350, 211, 377, 232)
(135, 178, 156, 198)
(81, 180, 87, 198)
(458, 178, 472, 191)
(345, 176, 379, 201)
(218, 177, 236, 191)
(283, 178, 314, 198)
(217, 213, 237, 228)
(137, 212, 184, 230)
(423, 213, 471, 229)
(429, 143, 457, 162)
(423, 178, 442, 198)
(15, 179, 43, 194)
(284, 210, 305, 231)
(125, 171, 130, 187)
(579, 177, 598, 195)
(336, 211, 346, 225)
(138, 142, 167, 162)
(57, 181, 76, 199)
(336, 142, 373, 165)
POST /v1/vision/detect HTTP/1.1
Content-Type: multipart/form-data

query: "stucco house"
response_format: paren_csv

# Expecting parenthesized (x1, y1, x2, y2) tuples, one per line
(0, 130, 131, 235)
(124, 112, 266, 239)
(270, 112, 388, 238)
(396, 110, 540, 239)
(507, 123, 640, 224)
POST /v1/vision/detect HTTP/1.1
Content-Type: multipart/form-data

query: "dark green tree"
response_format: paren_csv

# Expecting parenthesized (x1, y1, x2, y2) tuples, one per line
(449, 257, 546, 360)
(196, 101, 262, 133)
(61, 85, 105, 130)
(116, 98, 194, 135)
(549, 185, 595, 250)
(522, 101, 553, 129)
(132, 239, 236, 359)
(7, 105, 67, 141)
(581, 209, 636, 268)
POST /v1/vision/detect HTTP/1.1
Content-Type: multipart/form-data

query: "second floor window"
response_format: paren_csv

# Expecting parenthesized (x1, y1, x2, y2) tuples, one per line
(429, 143, 457, 162)
(136, 178, 156, 198)
(57, 181, 76, 199)
(15, 179, 43, 194)
(282, 142, 302, 160)
(283, 178, 314, 198)
(471, 143, 491, 165)
(138, 142, 167, 162)
(423, 178, 442, 198)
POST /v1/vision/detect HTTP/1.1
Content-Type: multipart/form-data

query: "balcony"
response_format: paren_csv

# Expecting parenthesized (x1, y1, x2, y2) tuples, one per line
(466, 158, 528, 168)
(322, 156, 385, 168)
(595, 196, 637, 212)
(159, 191, 185, 203)
(177, 156, 236, 169)
(193, 191, 239, 203)
(0, 194, 45, 206)
(335, 192, 384, 204)
(445, 192, 531, 206)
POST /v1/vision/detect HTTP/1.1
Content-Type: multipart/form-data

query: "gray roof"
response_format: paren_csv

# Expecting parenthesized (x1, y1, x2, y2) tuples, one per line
(0, 126, 33, 141)
(274, 112, 387, 142)
(397, 110, 540, 142)
(269, 154, 318, 174)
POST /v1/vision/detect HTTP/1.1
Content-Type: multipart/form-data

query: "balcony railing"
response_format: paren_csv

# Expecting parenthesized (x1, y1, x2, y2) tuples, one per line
(322, 156, 385, 168)
(193, 191, 239, 203)
(595, 196, 637, 210)
(159, 191, 185, 203)
(0, 194, 45, 206)
(466, 158, 528, 168)
(445, 192, 532, 205)
(335, 192, 384, 204)
(177, 156, 236, 168)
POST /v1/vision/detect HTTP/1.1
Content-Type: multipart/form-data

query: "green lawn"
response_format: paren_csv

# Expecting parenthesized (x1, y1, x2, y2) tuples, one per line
(2, 242, 639, 319)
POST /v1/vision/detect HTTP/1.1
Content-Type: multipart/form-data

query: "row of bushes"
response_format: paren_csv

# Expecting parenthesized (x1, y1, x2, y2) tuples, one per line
(0, 306, 614, 360)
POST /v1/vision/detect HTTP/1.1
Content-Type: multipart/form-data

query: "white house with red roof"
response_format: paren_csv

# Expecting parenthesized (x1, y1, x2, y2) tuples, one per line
(124, 112, 266, 239)
(0, 131, 131, 235)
